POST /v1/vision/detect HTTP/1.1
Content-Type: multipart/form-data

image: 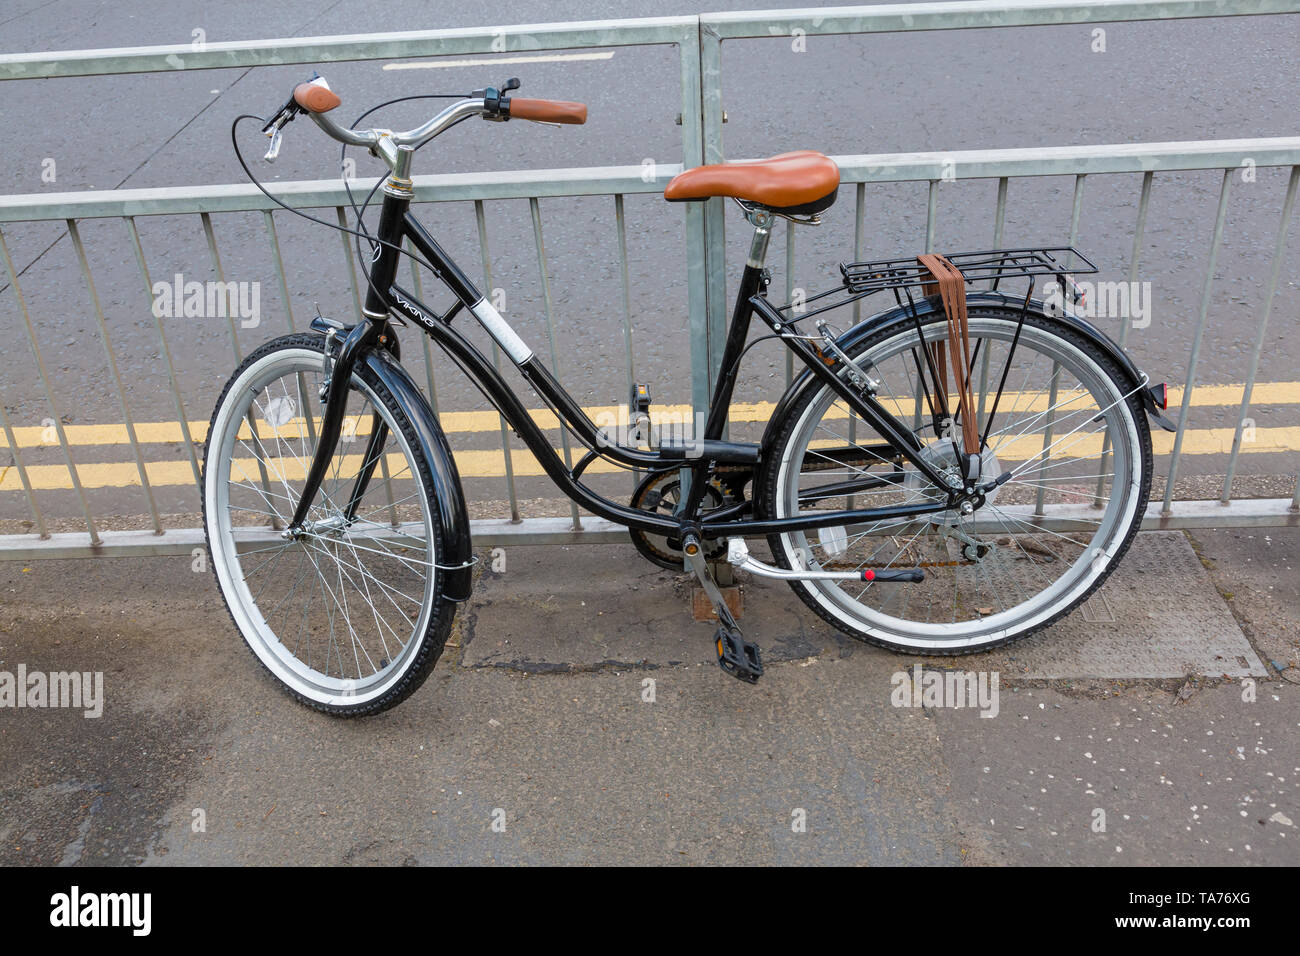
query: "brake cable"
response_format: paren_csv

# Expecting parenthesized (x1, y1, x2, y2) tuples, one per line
(230, 100, 474, 309)
(338, 93, 471, 264)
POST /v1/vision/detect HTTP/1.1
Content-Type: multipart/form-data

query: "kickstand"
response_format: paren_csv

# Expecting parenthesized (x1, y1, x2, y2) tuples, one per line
(681, 535, 763, 683)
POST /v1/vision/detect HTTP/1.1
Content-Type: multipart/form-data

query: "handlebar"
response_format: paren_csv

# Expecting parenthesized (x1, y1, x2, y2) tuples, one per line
(261, 74, 586, 167)
(506, 98, 587, 125)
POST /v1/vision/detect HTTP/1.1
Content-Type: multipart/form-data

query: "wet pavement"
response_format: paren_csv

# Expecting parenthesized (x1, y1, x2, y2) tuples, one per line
(0, 525, 1295, 865)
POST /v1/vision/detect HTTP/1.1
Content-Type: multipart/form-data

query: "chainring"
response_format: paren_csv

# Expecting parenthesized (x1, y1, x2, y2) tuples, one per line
(629, 470, 728, 571)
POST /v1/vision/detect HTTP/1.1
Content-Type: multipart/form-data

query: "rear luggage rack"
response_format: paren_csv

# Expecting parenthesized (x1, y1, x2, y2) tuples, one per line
(770, 246, 1098, 323)
(839, 246, 1097, 294)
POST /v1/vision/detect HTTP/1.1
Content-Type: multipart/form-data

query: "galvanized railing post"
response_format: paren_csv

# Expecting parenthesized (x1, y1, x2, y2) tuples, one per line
(699, 21, 729, 423)
(614, 193, 641, 490)
(263, 210, 319, 445)
(0, 387, 48, 537)
(679, 21, 712, 427)
(474, 200, 521, 523)
(125, 216, 202, 489)
(1163, 168, 1233, 515)
(529, 198, 581, 529)
(1096, 170, 1154, 504)
(1221, 164, 1300, 502)
(0, 225, 100, 543)
(67, 219, 163, 534)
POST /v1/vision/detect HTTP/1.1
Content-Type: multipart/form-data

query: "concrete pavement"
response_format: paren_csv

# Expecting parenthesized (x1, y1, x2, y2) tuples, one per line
(0, 525, 1296, 865)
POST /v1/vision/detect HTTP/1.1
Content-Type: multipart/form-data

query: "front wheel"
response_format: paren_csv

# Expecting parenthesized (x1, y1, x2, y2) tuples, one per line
(202, 333, 458, 716)
(757, 308, 1152, 655)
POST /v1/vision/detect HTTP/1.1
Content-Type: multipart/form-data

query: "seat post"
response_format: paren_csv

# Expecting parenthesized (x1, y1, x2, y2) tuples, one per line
(742, 205, 774, 268)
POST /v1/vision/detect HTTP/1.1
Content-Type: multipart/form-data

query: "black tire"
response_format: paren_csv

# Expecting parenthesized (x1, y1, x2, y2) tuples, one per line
(202, 333, 457, 716)
(756, 307, 1153, 655)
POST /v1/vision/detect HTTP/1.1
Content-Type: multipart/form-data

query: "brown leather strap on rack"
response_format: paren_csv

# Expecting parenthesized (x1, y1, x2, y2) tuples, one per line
(917, 253, 979, 456)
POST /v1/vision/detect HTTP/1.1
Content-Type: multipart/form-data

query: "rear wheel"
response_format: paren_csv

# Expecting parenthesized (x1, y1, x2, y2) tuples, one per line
(757, 308, 1152, 654)
(202, 333, 457, 715)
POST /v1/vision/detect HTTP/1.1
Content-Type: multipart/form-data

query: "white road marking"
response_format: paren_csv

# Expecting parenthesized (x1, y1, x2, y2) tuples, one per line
(383, 52, 615, 71)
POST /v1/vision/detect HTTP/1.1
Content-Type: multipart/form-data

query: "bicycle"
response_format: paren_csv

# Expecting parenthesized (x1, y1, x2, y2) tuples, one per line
(204, 75, 1176, 715)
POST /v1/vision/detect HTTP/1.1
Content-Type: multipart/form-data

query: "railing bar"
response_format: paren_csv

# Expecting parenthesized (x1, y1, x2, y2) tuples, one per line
(1034, 363, 1064, 517)
(200, 211, 243, 361)
(925, 180, 938, 252)
(977, 335, 992, 436)
(614, 193, 640, 490)
(12, 140, 1300, 223)
(1119, 171, 1154, 350)
(335, 206, 365, 323)
(1222, 164, 1300, 502)
(376, 448, 400, 529)
(989, 176, 1009, 290)
(67, 218, 162, 534)
(1065, 173, 1087, 272)
(1045, 174, 1086, 503)
(1164, 167, 1233, 514)
(848, 183, 866, 509)
(204, 212, 278, 511)
(125, 215, 202, 489)
(0, 18, 698, 80)
(475, 199, 521, 523)
(785, 219, 796, 385)
(1097, 172, 1156, 502)
(852, 183, 867, 324)
(529, 197, 581, 528)
(404, 235, 441, 417)
(981, 177, 1008, 430)
(262, 210, 318, 446)
(200, 209, 279, 506)
(0, 388, 48, 537)
(0, 225, 99, 542)
(263, 210, 296, 335)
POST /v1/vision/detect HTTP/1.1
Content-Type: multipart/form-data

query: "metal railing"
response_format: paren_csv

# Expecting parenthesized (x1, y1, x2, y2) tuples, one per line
(1, 0, 1298, 560)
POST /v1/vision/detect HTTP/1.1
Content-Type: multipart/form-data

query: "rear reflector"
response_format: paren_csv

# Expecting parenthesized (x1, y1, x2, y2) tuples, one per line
(1149, 382, 1169, 410)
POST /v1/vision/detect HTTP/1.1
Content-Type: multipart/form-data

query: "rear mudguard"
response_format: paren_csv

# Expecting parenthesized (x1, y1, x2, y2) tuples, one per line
(759, 290, 1175, 461)
(362, 346, 474, 602)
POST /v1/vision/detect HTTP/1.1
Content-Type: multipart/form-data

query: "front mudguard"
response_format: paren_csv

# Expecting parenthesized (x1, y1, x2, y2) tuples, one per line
(759, 290, 1175, 460)
(361, 347, 474, 602)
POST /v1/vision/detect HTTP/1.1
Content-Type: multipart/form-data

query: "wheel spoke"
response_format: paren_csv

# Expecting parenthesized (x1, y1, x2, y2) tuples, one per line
(774, 312, 1144, 645)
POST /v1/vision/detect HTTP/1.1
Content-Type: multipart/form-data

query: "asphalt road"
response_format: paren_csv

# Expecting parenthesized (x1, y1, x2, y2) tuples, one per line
(1, 1, 1298, 521)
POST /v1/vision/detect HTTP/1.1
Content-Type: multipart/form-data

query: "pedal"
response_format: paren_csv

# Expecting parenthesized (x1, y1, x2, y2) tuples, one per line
(715, 623, 763, 684)
(682, 533, 763, 684)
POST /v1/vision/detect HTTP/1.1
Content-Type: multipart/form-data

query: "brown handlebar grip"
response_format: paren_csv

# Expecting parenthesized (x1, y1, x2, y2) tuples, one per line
(293, 82, 341, 114)
(508, 98, 587, 125)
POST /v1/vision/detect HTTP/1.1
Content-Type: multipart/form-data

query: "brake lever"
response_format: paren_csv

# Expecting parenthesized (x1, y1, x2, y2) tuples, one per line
(264, 126, 285, 161)
(261, 92, 306, 163)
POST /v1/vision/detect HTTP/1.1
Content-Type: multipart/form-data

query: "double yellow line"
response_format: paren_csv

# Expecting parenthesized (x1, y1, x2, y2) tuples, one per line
(2, 381, 1298, 491)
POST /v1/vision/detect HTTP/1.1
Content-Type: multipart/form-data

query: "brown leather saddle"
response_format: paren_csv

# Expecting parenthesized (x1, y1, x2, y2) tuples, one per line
(663, 150, 840, 216)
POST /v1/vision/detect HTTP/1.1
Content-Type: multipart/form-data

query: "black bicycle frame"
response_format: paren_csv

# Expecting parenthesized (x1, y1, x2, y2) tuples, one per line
(287, 190, 958, 540)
